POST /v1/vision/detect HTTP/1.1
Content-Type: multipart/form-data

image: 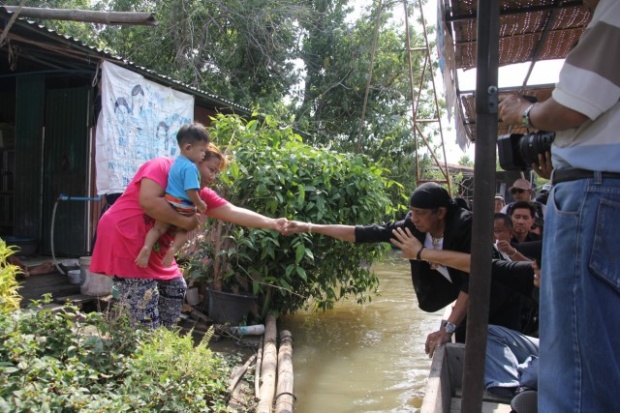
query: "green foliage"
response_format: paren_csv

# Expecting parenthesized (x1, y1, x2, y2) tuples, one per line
(204, 113, 401, 315)
(4, 0, 105, 47)
(0, 239, 22, 314)
(86, 0, 302, 108)
(292, 2, 438, 201)
(0, 303, 233, 412)
(459, 155, 474, 167)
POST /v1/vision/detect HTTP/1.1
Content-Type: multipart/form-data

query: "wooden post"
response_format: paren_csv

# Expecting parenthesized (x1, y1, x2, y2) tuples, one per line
(461, 0, 500, 412)
(257, 314, 278, 413)
(275, 330, 294, 413)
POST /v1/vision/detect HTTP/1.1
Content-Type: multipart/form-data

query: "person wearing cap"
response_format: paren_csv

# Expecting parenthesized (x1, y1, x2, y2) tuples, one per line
(501, 178, 546, 221)
(284, 183, 524, 354)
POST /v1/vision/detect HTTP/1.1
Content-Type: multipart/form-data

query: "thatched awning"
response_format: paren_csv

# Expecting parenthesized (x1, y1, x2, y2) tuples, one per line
(440, 0, 592, 143)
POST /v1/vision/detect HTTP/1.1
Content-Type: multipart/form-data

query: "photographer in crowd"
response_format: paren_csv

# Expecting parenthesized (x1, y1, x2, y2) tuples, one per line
(498, 1, 620, 411)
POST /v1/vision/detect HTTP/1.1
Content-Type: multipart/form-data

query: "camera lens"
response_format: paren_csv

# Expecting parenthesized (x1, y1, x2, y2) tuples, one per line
(518, 132, 555, 167)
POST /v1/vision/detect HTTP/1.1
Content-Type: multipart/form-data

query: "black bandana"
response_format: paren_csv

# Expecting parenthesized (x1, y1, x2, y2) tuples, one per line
(409, 183, 452, 209)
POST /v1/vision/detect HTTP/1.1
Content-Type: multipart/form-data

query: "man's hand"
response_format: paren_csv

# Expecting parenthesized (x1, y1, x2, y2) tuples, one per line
(425, 329, 453, 358)
(390, 227, 422, 259)
(496, 240, 514, 255)
(499, 95, 534, 126)
(272, 217, 289, 234)
(532, 151, 553, 179)
(282, 220, 311, 236)
(532, 260, 541, 288)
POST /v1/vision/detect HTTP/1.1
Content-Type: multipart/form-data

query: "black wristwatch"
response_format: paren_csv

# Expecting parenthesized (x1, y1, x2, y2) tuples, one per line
(444, 321, 457, 334)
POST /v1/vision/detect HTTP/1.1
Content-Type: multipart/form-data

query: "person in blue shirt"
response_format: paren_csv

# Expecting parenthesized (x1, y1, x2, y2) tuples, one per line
(135, 123, 209, 268)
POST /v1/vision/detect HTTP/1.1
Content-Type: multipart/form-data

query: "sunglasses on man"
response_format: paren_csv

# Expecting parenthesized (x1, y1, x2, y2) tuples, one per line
(510, 188, 526, 194)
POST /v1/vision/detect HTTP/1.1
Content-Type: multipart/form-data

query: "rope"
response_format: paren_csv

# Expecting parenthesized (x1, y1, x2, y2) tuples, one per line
(275, 391, 297, 401)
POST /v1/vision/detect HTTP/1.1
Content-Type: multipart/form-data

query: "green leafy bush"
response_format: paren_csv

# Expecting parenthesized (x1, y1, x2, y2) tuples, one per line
(0, 239, 22, 314)
(0, 303, 234, 412)
(204, 113, 403, 316)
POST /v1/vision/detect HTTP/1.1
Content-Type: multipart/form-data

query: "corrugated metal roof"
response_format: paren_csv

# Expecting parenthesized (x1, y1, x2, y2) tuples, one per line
(0, 6, 251, 116)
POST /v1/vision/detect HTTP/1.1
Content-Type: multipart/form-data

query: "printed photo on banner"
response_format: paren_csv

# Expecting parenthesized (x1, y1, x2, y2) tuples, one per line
(95, 61, 194, 195)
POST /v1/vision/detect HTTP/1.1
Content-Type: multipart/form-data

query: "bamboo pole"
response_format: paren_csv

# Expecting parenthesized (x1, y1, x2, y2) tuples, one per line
(274, 330, 294, 413)
(257, 314, 278, 413)
(255, 336, 264, 398)
(2, 6, 157, 26)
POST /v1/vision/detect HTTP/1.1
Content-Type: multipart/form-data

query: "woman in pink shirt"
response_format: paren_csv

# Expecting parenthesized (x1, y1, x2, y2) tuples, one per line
(91, 124, 287, 328)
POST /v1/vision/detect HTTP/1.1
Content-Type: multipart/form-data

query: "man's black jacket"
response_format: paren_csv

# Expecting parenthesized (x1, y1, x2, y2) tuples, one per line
(354, 205, 472, 312)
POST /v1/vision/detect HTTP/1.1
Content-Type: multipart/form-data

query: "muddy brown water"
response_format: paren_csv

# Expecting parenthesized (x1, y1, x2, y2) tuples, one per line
(280, 254, 444, 413)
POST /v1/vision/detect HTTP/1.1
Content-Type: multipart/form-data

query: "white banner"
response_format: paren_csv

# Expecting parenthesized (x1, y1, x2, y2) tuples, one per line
(95, 61, 194, 194)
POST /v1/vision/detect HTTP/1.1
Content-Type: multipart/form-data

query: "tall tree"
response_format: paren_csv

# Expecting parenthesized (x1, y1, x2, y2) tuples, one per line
(293, 1, 438, 200)
(84, 0, 302, 107)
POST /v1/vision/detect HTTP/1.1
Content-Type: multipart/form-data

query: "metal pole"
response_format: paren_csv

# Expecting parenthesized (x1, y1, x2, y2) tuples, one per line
(460, 0, 499, 411)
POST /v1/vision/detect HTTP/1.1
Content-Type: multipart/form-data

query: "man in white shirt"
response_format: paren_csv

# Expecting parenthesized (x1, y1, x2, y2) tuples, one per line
(499, 1, 620, 410)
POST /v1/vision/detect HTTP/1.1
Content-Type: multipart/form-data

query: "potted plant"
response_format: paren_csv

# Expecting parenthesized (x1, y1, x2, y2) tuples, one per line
(177, 217, 258, 324)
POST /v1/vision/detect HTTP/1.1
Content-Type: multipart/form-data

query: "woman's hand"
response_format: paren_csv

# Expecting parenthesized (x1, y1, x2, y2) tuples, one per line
(282, 220, 311, 236)
(390, 227, 422, 259)
(272, 217, 289, 233)
(140, 178, 199, 231)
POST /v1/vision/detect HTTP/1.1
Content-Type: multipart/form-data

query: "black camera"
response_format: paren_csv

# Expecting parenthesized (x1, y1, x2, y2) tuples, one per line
(497, 131, 555, 171)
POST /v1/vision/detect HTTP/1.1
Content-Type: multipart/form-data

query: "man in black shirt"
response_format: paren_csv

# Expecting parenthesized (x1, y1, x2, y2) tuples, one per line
(391, 227, 540, 413)
(285, 183, 523, 350)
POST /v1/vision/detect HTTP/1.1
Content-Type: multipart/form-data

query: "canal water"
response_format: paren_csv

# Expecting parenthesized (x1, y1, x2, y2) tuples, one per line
(280, 253, 445, 412)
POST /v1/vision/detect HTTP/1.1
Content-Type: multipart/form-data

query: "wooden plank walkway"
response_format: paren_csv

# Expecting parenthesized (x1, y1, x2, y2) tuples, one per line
(14, 256, 112, 309)
(18, 271, 81, 306)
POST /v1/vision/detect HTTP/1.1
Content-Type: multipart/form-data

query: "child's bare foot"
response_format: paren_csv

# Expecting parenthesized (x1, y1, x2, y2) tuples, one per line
(135, 247, 151, 267)
(162, 249, 177, 267)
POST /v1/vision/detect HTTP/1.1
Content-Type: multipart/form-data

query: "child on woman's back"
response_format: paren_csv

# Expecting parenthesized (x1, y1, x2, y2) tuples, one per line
(135, 124, 210, 267)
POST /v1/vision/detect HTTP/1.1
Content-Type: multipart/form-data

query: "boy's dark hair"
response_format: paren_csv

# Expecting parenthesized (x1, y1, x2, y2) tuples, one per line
(493, 212, 513, 229)
(507, 200, 536, 218)
(176, 123, 211, 146)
